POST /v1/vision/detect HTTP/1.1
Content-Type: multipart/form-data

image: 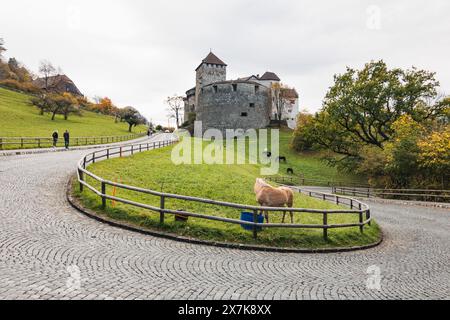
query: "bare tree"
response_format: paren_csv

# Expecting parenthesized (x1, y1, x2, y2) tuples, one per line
(38, 60, 60, 90)
(270, 83, 289, 125)
(165, 95, 184, 129)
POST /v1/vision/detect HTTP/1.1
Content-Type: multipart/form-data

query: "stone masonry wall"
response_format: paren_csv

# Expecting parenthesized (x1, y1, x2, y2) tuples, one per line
(197, 81, 271, 134)
(195, 64, 226, 107)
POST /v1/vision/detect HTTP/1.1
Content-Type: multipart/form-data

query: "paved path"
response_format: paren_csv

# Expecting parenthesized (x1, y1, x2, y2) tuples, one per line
(0, 136, 449, 300)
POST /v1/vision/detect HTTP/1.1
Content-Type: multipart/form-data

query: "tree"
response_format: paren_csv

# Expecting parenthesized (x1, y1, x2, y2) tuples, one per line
(7, 58, 32, 82)
(270, 82, 289, 124)
(121, 106, 146, 132)
(291, 111, 315, 151)
(322, 60, 445, 150)
(418, 127, 450, 188)
(30, 93, 54, 115)
(58, 93, 81, 120)
(165, 95, 184, 129)
(31, 93, 80, 120)
(38, 60, 58, 90)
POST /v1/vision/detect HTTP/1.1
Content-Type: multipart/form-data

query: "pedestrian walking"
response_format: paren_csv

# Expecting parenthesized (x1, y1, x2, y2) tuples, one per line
(147, 128, 153, 137)
(63, 130, 70, 149)
(52, 130, 58, 148)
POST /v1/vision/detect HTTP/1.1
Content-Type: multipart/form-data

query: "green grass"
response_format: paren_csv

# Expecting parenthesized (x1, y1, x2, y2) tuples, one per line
(0, 87, 147, 148)
(274, 128, 366, 185)
(74, 135, 381, 249)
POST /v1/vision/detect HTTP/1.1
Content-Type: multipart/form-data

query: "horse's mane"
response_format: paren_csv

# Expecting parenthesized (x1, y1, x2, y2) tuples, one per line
(255, 178, 273, 191)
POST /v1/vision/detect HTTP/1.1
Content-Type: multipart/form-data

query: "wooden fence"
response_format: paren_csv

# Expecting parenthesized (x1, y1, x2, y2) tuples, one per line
(267, 176, 370, 188)
(333, 186, 450, 203)
(76, 140, 372, 240)
(0, 133, 146, 150)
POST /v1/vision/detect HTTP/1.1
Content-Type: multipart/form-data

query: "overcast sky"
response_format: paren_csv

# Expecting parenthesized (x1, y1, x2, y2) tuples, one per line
(1, 0, 449, 126)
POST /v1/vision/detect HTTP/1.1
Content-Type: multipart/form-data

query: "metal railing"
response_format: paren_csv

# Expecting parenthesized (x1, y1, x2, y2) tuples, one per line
(333, 186, 450, 203)
(76, 139, 372, 240)
(0, 133, 146, 150)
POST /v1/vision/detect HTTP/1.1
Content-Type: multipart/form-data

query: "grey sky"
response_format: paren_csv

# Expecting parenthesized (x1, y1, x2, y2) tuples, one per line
(1, 0, 449, 126)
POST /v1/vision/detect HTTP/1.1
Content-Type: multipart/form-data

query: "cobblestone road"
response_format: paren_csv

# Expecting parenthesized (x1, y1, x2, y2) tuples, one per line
(0, 135, 449, 300)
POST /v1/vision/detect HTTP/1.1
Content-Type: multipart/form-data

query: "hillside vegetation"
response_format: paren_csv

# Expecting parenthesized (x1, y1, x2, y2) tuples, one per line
(0, 87, 146, 138)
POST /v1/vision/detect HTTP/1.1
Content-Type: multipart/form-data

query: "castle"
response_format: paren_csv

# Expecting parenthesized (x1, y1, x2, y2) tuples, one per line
(184, 52, 299, 134)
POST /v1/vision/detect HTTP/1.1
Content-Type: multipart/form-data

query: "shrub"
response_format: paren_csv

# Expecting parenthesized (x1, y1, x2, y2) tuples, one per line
(0, 79, 40, 94)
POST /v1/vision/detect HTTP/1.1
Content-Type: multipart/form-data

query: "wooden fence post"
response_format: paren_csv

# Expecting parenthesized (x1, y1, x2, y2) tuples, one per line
(367, 210, 371, 227)
(101, 181, 106, 209)
(0, 138, 2, 150)
(359, 212, 364, 233)
(160, 195, 165, 224)
(106, 149, 110, 160)
(323, 213, 328, 240)
(78, 169, 84, 192)
(253, 210, 259, 240)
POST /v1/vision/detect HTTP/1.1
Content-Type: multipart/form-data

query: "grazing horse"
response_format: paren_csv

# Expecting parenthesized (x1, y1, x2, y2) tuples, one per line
(254, 178, 295, 224)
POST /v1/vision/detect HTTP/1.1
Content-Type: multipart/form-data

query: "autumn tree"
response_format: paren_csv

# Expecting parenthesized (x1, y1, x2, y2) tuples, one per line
(165, 95, 184, 129)
(418, 127, 450, 188)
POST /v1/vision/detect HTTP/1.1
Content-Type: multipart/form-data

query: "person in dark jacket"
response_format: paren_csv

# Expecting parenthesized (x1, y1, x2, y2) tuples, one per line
(52, 131, 58, 148)
(63, 130, 70, 149)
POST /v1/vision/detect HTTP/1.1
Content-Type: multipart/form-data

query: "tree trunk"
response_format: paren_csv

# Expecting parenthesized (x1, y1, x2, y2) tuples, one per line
(51, 111, 57, 121)
(128, 123, 132, 132)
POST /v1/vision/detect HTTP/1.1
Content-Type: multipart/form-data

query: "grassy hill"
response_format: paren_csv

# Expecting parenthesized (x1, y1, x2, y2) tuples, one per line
(75, 136, 378, 249)
(275, 129, 366, 185)
(0, 87, 147, 138)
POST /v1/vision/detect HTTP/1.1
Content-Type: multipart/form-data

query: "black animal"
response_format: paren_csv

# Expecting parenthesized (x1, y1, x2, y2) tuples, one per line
(263, 152, 272, 158)
(287, 168, 294, 175)
(277, 156, 287, 163)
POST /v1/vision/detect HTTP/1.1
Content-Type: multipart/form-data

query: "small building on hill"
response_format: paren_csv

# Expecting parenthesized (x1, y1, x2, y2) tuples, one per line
(33, 74, 83, 96)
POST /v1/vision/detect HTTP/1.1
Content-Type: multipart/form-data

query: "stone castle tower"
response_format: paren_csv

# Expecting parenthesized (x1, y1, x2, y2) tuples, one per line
(195, 52, 227, 106)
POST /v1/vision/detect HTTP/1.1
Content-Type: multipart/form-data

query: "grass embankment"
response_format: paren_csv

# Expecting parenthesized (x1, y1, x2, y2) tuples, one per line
(0, 87, 146, 148)
(74, 135, 380, 249)
(274, 128, 366, 185)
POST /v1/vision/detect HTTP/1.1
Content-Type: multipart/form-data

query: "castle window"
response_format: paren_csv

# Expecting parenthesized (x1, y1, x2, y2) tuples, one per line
(213, 85, 218, 93)
(232, 84, 237, 92)
(249, 103, 255, 108)
(255, 85, 259, 93)
(241, 112, 248, 117)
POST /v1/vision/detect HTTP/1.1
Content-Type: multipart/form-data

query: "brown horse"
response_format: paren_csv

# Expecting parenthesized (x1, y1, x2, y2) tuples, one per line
(254, 178, 295, 224)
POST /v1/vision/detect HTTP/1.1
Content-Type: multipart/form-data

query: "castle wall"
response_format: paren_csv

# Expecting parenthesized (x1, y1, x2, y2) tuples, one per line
(197, 82, 271, 134)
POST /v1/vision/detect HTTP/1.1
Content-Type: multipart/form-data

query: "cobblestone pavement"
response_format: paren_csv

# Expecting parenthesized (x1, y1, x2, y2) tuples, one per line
(0, 135, 449, 300)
